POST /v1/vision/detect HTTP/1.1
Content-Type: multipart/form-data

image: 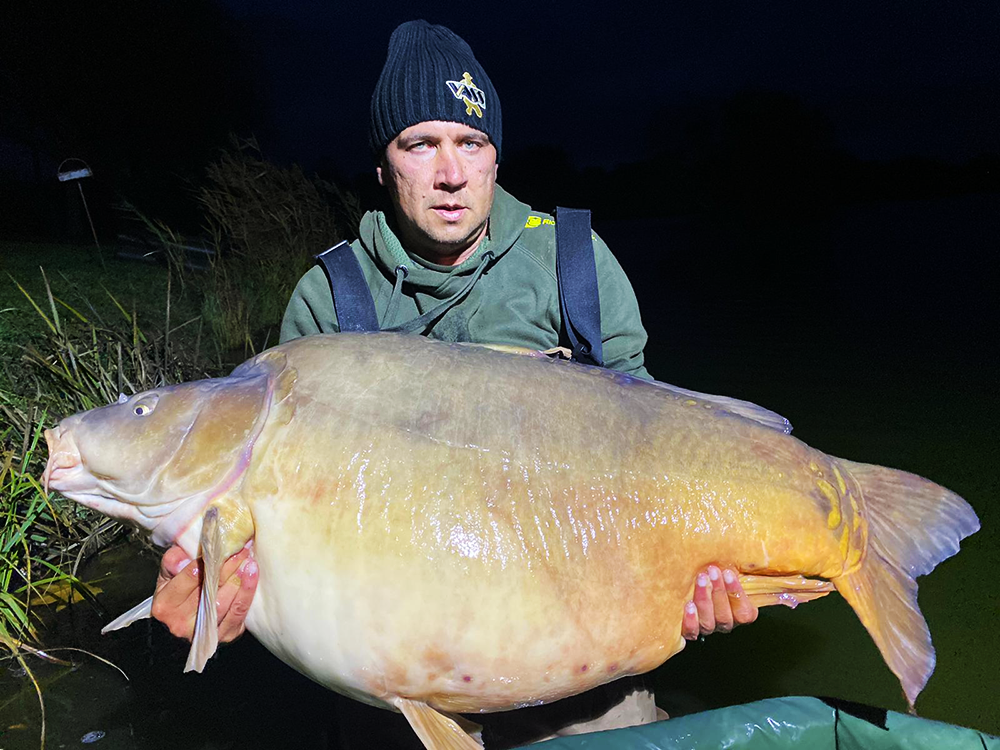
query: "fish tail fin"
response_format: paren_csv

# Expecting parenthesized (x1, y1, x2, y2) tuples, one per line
(833, 459, 979, 708)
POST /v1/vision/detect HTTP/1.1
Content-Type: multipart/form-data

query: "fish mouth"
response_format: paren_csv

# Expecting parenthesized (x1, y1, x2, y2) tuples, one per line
(42, 425, 94, 495)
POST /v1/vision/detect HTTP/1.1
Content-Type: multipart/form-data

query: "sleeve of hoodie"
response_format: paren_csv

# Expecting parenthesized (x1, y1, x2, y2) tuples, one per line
(593, 232, 652, 380)
(280, 265, 340, 343)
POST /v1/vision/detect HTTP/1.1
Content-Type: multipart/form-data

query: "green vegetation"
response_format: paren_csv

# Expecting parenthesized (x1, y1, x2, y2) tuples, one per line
(185, 136, 359, 351)
(0, 243, 199, 367)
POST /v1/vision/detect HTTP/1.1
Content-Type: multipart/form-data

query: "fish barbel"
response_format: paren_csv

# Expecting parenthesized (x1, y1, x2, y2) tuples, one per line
(42, 333, 978, 749)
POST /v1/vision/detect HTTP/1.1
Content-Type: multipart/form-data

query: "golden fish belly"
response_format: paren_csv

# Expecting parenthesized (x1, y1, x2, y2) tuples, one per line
(234, 339, 852, 711)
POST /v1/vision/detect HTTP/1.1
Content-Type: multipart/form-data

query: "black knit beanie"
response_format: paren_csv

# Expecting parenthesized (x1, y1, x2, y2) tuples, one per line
(370, 20, 502, 161)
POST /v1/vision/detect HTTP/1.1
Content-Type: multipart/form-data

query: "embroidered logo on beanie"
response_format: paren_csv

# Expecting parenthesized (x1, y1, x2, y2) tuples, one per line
(446, 72, 486, 118)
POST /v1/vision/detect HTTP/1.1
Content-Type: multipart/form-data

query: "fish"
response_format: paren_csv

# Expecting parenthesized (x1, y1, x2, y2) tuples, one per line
(42, 332, 979, 750)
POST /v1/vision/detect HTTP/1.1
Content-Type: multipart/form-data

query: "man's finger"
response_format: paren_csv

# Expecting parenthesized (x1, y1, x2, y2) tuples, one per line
(150, 560, 201, 640)
(216, 547, 251, 591)
(157, 545, 194, 587)
(212, 548, 252, 622)
(153, 553, 200, 608)
(218, 558, 258, 643)
(693, 571, 715, 634)
(708, 565, 734, 633)
(682, 601, 700, 640)
(723, 568, 758, 625)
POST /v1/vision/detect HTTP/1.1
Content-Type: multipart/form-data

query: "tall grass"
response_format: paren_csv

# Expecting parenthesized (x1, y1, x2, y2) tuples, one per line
(0, 412, 66, 645)
(194, 136, 360, 352)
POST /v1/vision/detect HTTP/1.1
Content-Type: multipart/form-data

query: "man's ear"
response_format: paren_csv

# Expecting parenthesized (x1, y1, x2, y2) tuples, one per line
(376, 165, 385, 187)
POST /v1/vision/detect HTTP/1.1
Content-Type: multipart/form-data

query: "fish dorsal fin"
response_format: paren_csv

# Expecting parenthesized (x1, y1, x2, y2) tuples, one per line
(458, 341, 791, 432)
(454, 342, 572, 360)
(394, 698, 483, 750)
(455, 341, 535, 355)
(653, 381, 793, 434)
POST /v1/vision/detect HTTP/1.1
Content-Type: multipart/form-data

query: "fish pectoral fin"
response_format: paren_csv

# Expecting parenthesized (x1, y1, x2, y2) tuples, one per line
(738, 574, 835, 608)
(394, 698, 484, 750)
(184, 507, 225, 673)
(101, 595, 153, 634)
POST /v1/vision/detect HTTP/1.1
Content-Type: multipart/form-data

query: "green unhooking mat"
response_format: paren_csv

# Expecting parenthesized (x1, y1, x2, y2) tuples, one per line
(526, 696, 999, 749)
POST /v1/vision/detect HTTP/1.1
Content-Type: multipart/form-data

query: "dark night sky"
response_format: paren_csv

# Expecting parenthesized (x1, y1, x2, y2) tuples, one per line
(2, 1, 998, 187)
(215, 0, 1000, 177)
(3, 0, 999, 233)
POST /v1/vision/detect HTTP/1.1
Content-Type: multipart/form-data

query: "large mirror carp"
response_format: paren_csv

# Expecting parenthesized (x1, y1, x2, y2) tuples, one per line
(43, 333, 979, 749)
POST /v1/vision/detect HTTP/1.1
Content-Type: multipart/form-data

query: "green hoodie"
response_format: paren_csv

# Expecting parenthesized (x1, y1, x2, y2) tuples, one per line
(279, 185, 650, 378)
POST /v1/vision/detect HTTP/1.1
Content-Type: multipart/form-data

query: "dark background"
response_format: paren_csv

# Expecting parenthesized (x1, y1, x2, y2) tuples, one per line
(3, 0, 997, 365)
(3, 1, 999, 230)
(1, 0, 997, 745)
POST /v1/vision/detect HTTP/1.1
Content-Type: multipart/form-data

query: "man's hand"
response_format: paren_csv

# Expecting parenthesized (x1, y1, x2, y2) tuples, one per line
(150, 543, 258, 643)
(681, 565, 758, 639)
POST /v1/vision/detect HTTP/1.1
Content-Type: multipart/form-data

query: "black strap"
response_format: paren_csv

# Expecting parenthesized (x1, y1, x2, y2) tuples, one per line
(555, 207, 604, 367)
(314, 216, 605, 367)
(315, 241, 380, 332)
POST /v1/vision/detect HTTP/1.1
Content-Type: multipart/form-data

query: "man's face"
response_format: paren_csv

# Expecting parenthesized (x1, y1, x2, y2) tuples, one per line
(378, 120, 498, 266)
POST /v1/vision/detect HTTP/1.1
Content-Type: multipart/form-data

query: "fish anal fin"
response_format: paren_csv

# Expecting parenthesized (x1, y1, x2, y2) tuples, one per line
(738, 574, 835, 608)
(394, 698, 483, 750)
(101, 595, 153, 634)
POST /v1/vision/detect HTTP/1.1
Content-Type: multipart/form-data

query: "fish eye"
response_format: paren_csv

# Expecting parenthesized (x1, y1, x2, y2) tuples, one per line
(132, 398, 157, 417)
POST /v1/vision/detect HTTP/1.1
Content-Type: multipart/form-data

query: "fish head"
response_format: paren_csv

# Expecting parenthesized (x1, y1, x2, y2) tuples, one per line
(42, 366, 277, 541)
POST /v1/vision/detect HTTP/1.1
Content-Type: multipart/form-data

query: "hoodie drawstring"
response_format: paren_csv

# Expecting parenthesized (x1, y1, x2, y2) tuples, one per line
(380, 264, 408, 328)
(385, 251, 495, 335)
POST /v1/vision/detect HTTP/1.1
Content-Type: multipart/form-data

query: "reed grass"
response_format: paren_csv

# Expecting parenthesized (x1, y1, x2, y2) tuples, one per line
(194, 136, 358, 352)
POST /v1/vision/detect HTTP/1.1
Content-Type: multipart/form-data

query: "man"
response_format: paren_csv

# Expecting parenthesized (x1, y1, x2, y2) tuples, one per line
(151, 19, 757, 745)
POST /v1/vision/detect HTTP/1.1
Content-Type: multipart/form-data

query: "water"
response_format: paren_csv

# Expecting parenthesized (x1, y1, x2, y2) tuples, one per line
(2, 195, 996, 747)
